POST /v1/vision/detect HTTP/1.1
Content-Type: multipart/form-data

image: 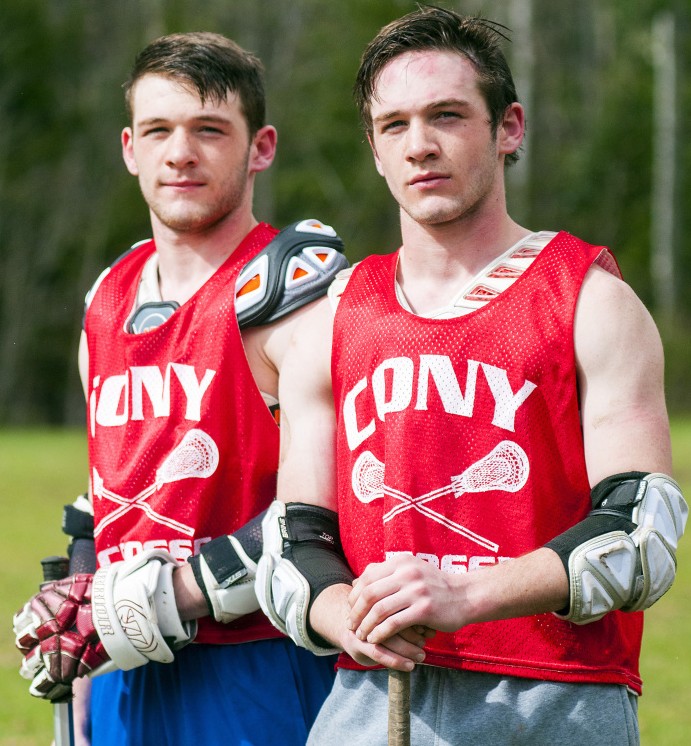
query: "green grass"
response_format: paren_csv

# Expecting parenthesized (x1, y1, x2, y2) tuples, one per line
(637, 418, 691, 744)
(0, 428, 88, 745)
(1, 424, 690, 744)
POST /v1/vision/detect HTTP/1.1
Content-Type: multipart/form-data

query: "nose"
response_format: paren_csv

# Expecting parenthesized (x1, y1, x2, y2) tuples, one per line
(165, 128, 199, 169)
(405, 120, 439, 163)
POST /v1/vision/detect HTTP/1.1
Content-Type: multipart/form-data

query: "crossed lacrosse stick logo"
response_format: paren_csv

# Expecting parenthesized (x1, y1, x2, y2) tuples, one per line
(93, 428, 219, 537)
(351, 440, 529, 552)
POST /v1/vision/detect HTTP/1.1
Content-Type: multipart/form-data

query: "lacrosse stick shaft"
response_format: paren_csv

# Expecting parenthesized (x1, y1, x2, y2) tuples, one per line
(41, 556, 74, 746)
(388, 669, 411, 746)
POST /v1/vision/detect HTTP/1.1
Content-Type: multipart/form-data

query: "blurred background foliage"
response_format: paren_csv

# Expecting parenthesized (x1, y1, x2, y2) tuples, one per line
(1, 0, 689, 425)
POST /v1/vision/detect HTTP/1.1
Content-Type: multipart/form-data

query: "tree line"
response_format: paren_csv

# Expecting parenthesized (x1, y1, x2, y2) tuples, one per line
(1, 0, 690, 424)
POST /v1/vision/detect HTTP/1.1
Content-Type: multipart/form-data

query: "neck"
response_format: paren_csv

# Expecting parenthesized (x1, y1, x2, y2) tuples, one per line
(151, 208, 258, 305)
(396, 209, 531, 315)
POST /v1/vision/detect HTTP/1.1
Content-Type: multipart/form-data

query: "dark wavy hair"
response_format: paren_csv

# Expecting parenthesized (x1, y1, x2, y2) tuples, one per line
(354, 5, 521, 165)
(124, 32, 266, 136)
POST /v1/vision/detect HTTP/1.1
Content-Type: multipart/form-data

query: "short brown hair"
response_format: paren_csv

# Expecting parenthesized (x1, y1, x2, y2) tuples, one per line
(354, 5, 521, 165)
(124, 32, 266, 136)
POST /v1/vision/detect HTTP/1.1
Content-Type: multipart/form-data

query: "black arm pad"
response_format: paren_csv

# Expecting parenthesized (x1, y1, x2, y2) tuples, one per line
(279, 504, 354, 648)
(188, 510, 266, 620)
(280, 505, 354, 602)
(545, 472, 647, 573)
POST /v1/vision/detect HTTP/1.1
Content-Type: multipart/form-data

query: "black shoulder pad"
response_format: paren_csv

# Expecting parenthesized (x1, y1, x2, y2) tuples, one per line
(236, 219, 348, 329)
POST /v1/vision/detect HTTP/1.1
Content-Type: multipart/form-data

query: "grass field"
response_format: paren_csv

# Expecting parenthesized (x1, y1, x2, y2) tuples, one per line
(1, 424, 691, 744)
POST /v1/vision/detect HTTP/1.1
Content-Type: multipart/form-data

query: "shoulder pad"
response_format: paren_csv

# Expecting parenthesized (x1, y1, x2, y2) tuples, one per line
(236, 219, 348, 329)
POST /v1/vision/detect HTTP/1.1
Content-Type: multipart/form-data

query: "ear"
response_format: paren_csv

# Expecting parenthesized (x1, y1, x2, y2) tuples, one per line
(248, 125, 277, 174)
(121, 128, 139, 176)
(368, 133, 385, 178)
(497, 102, 525, 158)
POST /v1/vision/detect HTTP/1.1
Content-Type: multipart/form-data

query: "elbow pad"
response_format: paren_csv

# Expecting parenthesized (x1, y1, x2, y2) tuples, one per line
(187, 512, 265, 624)
(546, 472, 688, 624)
(256, 501, 354, 655)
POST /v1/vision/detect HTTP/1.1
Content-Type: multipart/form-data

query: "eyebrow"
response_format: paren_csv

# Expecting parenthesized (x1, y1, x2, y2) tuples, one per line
(372, 98, 473, 125)
(136, 114, 232, 127)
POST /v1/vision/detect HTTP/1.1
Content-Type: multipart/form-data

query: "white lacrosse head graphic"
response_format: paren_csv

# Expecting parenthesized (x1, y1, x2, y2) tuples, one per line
(155, 428, 219, 488)
(452, 440, 529, 496)
(91, 429, 219, 538)
(352, 450, 386, 503)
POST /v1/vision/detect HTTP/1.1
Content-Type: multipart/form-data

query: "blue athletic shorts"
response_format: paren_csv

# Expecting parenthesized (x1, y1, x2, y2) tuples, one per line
(90, 639, 337, 745)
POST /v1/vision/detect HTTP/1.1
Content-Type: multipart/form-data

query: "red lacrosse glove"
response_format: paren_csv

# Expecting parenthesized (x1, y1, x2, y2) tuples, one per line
(13, 574, 110, 701)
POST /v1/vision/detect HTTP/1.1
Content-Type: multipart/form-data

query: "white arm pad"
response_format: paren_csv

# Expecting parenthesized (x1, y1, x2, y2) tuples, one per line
(557, 473, 687, 624)
(197, 536, 260, 624)
(625, 473, 687, 610)
(256, 501, 339, 656)
(91, 550, 197, 670)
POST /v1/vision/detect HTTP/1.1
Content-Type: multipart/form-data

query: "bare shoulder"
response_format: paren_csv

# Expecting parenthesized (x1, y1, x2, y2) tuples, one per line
(283, 297, 335, 380)
(575, 264, 663, 364)
(243, 295, 332, 370)
(575, 264, 671, 478)
(578, 263, 645, 314)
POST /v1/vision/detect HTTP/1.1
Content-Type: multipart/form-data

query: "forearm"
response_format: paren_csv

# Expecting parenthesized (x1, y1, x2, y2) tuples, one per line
(173, 563, 209, 621)
(308, 582, 353, 649)
(462, 547, 568, 624)
(349, 548, 569, 645)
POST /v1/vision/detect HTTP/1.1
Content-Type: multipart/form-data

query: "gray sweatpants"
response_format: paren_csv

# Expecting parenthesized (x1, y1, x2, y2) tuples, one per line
(307, 666, 639, 746)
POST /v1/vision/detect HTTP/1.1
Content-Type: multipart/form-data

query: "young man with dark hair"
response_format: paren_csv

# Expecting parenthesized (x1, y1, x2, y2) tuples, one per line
(14, 31, 345, 745)
(257, 8, 686, 744)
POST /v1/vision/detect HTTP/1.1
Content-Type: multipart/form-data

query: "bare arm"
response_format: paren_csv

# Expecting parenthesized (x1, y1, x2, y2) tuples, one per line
(576, 265, 671, 479)
(275, 298, 428, 668)
(350, 265, 673, 643)
(275, 299, 337, 508)
(78, 330, 88, 398)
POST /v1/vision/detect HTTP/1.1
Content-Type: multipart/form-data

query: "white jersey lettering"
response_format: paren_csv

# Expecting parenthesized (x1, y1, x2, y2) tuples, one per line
(344, 355, 536, 449)
(131, 366, 171, 420)
(372, 356, 414, 420)
(97, 536, 211, 567)
(95, 373, 129, 428)
(415, 355, 479, 416)
(90, 363, 216, 431)
(170, 363, 215, 421)
(344, 377, 375, 450)
(481, 363, 537, 432)
(386, 550, 512, 573)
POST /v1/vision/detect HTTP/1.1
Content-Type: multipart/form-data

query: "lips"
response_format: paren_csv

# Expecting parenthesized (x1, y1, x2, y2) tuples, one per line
(409, 173, 448, 187)
(163, 180, 205, 188)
